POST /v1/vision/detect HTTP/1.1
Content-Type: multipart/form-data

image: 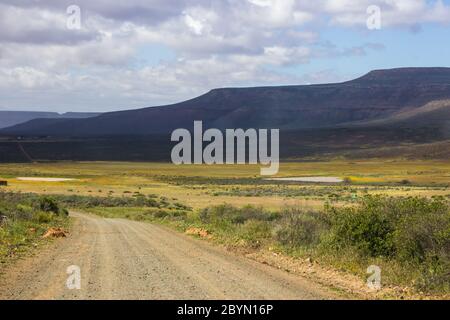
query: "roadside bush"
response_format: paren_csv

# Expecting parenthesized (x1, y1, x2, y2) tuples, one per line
(199, 204, 276, 225)
(238, 220, 272, 247)
(151, 209, 170, 219)
(15, 204, 34, 220)
(147, 208, 188, 221)
(392, 198, 450, 291)
(0, 192, 69, 221)
(199, 204, 237, 223)
(34, 211, 54, 223)
(172, 202, 192, 211)
(0, 191, 69, 261)
(275, 208, 329, 248)
(53, 194, 170, 209)
(171, 210, 188, 219)
(393, 197, 449, 263)
(38, 197, 60, 214)
(325, 198, 396, 257)
(323, 195, 450, 291)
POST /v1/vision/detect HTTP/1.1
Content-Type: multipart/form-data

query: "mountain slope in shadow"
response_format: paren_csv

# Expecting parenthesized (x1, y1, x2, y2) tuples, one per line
(0, 111, 100, 129)
(3, 67, 450, 137)
(1, 67, 450, 162)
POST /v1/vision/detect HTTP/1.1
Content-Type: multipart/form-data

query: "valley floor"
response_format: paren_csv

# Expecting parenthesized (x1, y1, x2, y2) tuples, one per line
(0, 160, 448, 299)
(0, 160, 449, 211)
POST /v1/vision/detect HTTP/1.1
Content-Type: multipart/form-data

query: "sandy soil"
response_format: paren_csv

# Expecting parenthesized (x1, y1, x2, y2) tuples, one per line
(0, 212, 342, 300)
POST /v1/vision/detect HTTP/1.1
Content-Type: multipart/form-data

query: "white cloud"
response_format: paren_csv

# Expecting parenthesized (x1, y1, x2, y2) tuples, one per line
(184, 14, 205, 35)
(323, 0, 450, 27)
(0, 0, 448, 111)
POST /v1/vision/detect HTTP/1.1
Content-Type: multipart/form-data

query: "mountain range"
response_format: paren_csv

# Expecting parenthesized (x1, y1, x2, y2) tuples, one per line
(0, 67, 449, 162)
(2, 67, 450, 136)
(0, 111, 100, 130)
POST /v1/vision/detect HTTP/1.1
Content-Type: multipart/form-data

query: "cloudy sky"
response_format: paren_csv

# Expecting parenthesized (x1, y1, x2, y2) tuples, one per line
(0, 0, 449, 112)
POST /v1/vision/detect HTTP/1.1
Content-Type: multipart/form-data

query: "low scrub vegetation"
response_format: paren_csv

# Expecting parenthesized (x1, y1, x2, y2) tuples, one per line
(115, 195, 448, 294)
(52, 194, 166, 209)
(88, 206, 189, 223)
(6, 193, 194, 212)
(321, 196, 449, 292)
(8, 188, 444, 294)
(207, 185, 361, 201)
(0, 192, 69, 261)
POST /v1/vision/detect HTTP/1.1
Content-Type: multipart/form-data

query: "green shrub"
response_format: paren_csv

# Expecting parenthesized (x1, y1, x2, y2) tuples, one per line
(0, 192, 71, 262)
(38, 197, 60, 214)
(54, 194, 165, 209)
(275, 208, 329, 248)
(393, 198, 449, 263)
(150, 209, 169, 219)
(238, 220, 272, 247)
(323, 196, 449, 291)
(326, 201, 395, 257)
(145, 208, 188, 221)
(199, 204, 236, 223)
(171, 210, 188, 219)
(15, 204, 34, 220)
(34, 211, 54, 223)
(173, 202, 192, 211)
(200, 204, 276, 225)
(392, 198, 450, 291)
(59, 208, 69, 216)
(0, 191, 69, 221)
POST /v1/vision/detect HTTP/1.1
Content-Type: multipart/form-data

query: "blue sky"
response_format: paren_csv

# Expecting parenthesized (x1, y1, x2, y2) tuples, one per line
(287, 24, 450, 82)
(0, 0, 449, 112)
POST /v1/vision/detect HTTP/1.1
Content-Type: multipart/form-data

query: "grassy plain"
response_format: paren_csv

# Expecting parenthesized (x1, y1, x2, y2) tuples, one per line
(0, 160, 448, 210)
(0, 160, 449, 296)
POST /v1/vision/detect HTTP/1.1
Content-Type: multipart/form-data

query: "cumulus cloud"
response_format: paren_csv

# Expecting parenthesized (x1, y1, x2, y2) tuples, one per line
(0, 0, 448, 111)
(324, 0, 450, 27)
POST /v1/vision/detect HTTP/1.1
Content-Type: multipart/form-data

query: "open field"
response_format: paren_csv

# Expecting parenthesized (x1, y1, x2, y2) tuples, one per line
(1, 160, 449, 298)
(0, 160, 449, 211)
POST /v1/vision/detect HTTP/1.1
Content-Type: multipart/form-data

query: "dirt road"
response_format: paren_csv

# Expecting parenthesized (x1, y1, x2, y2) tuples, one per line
(0, 212, 341, 300)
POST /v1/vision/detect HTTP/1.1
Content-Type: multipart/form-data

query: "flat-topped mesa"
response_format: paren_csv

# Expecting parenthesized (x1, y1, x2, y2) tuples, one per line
(2, 67, 450, 137)
(351, 67, 450, 85)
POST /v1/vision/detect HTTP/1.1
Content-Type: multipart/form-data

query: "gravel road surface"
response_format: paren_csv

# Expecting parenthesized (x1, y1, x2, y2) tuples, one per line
(0, 212, 340, 300)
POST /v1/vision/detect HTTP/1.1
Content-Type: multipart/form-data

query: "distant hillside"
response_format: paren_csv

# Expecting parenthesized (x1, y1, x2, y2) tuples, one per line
(347, 99, 450, 125)
(0, 111, 100, 129)
(1, 97, 449, 162)
(3, 67, 450, 137)
(339, 99, 450, 139)
(1, 67, 450, 163)
(344, 140, 450, 160)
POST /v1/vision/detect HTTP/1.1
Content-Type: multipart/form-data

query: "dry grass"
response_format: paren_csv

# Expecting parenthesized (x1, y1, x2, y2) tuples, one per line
(0, 160, 448, 210)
